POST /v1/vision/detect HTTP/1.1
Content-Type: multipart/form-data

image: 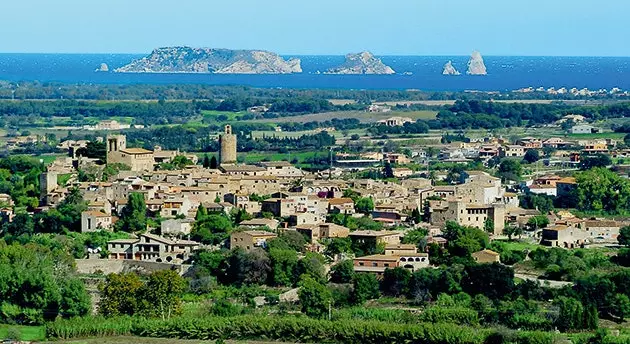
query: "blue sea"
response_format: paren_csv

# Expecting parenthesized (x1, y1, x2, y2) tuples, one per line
(0, 53, 629, 92)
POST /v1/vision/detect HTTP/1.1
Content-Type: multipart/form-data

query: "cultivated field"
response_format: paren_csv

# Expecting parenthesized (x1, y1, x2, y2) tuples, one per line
(253, 110, 437, 124)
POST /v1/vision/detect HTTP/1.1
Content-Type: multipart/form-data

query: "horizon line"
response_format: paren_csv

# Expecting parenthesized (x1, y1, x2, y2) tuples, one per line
(0, 51, 629, 58)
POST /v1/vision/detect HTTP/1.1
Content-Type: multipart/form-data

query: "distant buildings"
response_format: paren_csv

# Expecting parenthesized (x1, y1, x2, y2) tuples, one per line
(377, 116, 413, 127)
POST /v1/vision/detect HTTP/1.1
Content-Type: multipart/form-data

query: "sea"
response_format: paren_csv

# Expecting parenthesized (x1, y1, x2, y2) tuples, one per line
(0, 53, 629, 92)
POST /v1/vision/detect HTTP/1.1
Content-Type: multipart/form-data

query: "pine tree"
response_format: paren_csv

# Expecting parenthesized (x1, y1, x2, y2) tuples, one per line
(195, 204, 208, 221)
(210, 156, 218, 169)
(202, 154, 210, 168)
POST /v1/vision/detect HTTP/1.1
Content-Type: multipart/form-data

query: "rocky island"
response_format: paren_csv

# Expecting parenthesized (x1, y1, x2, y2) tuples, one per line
(442, 61, 460, 75)
(95, 63, 109, 72)
(325, 51, 395, 75)
(115, 47, 302, 74)
(467, 51, 487, 75)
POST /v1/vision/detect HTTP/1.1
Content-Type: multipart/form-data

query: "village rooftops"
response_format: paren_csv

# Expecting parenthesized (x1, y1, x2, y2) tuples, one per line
(385, 243, 417, 250)
(545, 225, 570, 231)
(258, 161, 293, 167)
(349, 230, 400, 237)
(140, 233, 199, 246)
(220, 165, 266, 172)
(82, 211, 110, 217)
(475, 249, 500, 257)
(120, 148, 153, 155)
(108, 238, 139, 244)
(557, 177, 577, 184)
(328, 198, 354, 205)
(239, 230, 278, 237)
(239, 218, 279, 228)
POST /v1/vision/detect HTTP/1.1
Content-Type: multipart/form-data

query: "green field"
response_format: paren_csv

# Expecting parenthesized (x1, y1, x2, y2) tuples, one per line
(201, 110, 245, 121)
(251, 128, 366, 139)
(252, 110, 438, 124)
(0, 324, 45, 341)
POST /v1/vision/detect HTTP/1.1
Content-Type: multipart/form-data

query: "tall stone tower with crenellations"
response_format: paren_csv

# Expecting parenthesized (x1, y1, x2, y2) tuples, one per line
(219, 125, 237, 165)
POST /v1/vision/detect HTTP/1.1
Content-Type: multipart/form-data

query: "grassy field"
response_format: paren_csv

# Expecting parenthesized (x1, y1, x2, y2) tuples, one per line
(252, 110, 438, 124)
(251, 128, 366, 139)
(0, 324, 45, 341)
(201, 110, 245, 121)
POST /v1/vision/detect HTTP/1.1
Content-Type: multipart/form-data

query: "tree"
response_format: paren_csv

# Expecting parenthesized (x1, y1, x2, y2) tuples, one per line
(59, 278, 92, 318)
(202, 154, 210, 168)
(298, 276, 332, 318)
(443, 221, 489, 260)
(553, 296, 584, 331)
(297, 252, 327, 284)
(461, 263, 515, 300)
(527, 215, 550, 230)
(75, 141, 106, 161)
(381, 267, 411, 297)
(195, 204, 208, 221)
(219, 248, 271, 286)
(0, 242, 91, 324)
(619, 226, 630, 247)
(269, 248, 298, 286)
(138, 270, 187, 320)
(484, 218, 494, 234)
(192, 214, 233, 245)
(323, 237, 352, 257)
(210, 156, 218, 169)
(354, 197, 374, 214)
(4, 212, 35, 236)
(498, 159, 522, 181)
(575, 167, 630, 214)
(99, 273, 143, 317)
(411, 208, 422, 224)
(383, 161, 394, 179)
(580, 154, 612, 170)
(116, 193, 147, 233)
(613, 293, 630, 322)
(268, 231, 307, 252)
(523, 149, 540, 164)
(504, 226, 523, 240)
(519, 193, 554, 214)
(329, 260, 354, 283)
(352, 273, 380, 305)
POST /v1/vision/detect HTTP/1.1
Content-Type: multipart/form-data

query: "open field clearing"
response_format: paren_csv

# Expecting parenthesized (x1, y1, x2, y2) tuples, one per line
(252, 110, 437, 124)
(0, 324, 45, 341)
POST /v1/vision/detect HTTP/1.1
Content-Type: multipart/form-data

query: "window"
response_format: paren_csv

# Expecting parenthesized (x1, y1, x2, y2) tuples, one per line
(372, 262, 378, 267)
(384, 263, 390, 267)
(359, 262, 364, 266)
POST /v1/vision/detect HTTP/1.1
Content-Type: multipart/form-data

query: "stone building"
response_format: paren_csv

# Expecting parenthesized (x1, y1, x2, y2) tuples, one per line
(230, 230, 277, 251)
(106, 134, 155, 172)
(219, 125, 237, 165)
(430, 200, 505, 235)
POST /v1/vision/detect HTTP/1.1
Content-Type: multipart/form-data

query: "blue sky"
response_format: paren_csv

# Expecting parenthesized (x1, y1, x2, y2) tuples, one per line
(1, 0, 628, 56)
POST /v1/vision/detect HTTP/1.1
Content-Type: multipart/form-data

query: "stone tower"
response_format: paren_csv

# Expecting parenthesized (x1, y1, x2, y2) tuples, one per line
(106, 134, 126, 164)
(219, 125, 237, 165)
(40, 171, 58, 205)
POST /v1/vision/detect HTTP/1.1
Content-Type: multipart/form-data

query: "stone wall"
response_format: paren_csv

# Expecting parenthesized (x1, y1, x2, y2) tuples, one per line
(76, 259, 193, 276)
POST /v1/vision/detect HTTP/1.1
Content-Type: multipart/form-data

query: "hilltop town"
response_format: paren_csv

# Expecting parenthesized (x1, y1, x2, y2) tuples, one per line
(4, 84, 630, 343)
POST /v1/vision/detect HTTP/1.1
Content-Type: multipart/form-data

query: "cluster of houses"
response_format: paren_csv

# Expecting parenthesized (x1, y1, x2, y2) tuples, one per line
(11, 123, 626, 275)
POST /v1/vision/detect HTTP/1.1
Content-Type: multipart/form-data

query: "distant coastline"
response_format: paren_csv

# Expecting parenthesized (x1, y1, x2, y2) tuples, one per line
(0, 54, 629, 92)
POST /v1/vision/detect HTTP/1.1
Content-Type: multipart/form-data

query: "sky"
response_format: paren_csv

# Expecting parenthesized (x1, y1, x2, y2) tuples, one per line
(1, 0, 628, 56)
